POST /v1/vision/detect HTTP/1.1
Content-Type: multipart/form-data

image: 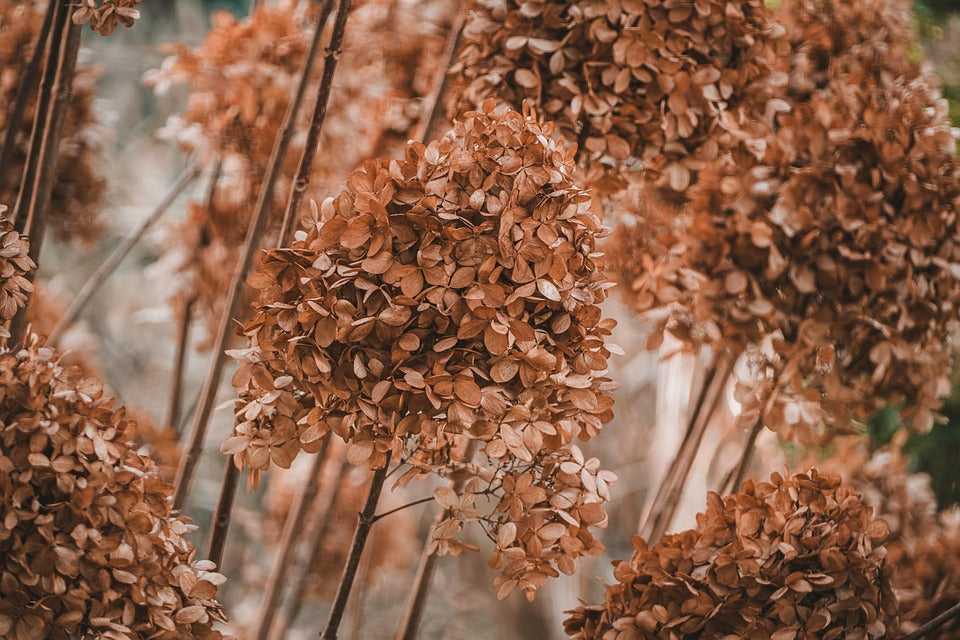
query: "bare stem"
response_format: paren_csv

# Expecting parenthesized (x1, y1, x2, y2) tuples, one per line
(277, 0, 345, 246)
(171, 0, 338, 511)
(641, 353, 733, 542)
(48, 161, 200, 346)
(206, 457, 241, 568)
(253, 437, 331, 640)
(0, 0, 56, 184)
(394, 441, 477, 640)
(900, 602, 960, 640)
(269, 457, 348, 640)
(411, 8, 465, 144)
(322, 450, 393, 640)
(721, 414, 764, 494)
(167, 296, 196, 435)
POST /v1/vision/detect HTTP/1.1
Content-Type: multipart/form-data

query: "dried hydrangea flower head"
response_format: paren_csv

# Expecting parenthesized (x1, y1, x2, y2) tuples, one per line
(227, 101, 617, 597)
(821, 440, 960, 638)
(72, 0, 142, 36)
(0, 340, 227, 639)
(565, 469, 898, 639)
(449, 0, 786, 195)
(612, 0, 960, 439)
(0, 0, 106, 244)
(149, 0, 454, 342)
(0, 207, 35, 338)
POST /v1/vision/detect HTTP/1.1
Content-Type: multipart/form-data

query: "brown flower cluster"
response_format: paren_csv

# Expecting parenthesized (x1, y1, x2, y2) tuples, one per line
(564, 469, 898, 639)
(0, 208, 34, 337)
(449, 0, 785, 195)
(0, 341, 226, 639)
(227, 102, 617, 597)
(149, 0, 454, 341)
(612, 0, 960, 439)
(72, 0, 142, 36)
(0, 0, 106, 244)
(822, 441, 960, 638)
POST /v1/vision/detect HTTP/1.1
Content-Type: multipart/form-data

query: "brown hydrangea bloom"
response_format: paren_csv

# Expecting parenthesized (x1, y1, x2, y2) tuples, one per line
(821, 441, 960, 638)
(449, 0, 786, 194)
(564, 469, 898, 639)
(227, 102, 617, 597)
(612, 0, 960, 439)
(0, 340, 227, 639)
(149, 0, 454, 341)
(0, 208, 35, 337)
(72, 0, 142, 36)
(0, 1, 106, 244)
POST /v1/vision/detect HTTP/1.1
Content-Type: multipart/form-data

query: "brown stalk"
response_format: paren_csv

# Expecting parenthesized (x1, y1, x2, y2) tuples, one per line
(409, 6, 465, 144)
(166, 295, 195, 434)
(322, 450, 393, 640)
(168, 158, 221, 435)
(900, 602, 960, 640)
(171, 0, 337, 512)
(206, 452, 241, 568)
(720, 413, 764, 494)
(394, 443, 476, 640)
(269, 456, 348, 640)
(0, 0, 57, 184)
(8, 2, 77, 346)
(641, 354, 733, 542)
(252, 436, 332, 640)
(47, 161, 200, 346)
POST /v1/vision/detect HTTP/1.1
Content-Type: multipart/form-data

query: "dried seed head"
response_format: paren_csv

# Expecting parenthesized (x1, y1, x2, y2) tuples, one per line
(228, 102, 618, 597)
(0, 340, 227, 639)
(822, 439, 960, 639)
(611, 0, 960, 440)
(449, 0, 785, 195)
(565, 469, 899, 639)
(72, 0, 143, 36)
(0, 2, 105, 244)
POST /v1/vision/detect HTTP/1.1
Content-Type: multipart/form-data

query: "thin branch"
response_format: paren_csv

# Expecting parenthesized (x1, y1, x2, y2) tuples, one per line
(900, 602, 960, 640)
(269, 457, 348, 640)
(410, 8, 465, 144)
(371, 495, 435, 523)
(253, 436, 331, 640)
(394, 442, 477, 640)
(322, 450, 393, 640)
(721, 413, 764, 494)
(277, 0, 344, 245)
(171, 0, 337, 512)
(0, 0, 56, 183)
(206, 457, 241, 568)
(166, 295, 195, 434)
(641, 353, 734, 543)
(48, 161, 200, 346)
(9, 6, 80, 346)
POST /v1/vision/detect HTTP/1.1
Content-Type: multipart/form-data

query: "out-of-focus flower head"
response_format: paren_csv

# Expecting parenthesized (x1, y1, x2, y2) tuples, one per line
(565, 468, 898, 639)
(0, 339, 227, 639)
(0, 1, 106, 244)
(449, 0, 787, 195)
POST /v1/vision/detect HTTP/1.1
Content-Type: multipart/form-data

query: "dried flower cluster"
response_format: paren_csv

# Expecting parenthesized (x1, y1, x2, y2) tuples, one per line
(0, 341, 226, 639)
(612, 0, 960, 439)
(565, 469, 898, 639)
(72, 0, 142, 36)
(0, 207, 34, 337)
(0, 0, 105, 244)
(227, 102, 617, 597)
(149, 0, 455, 340)
(823, 441, 960, 638)
(449, 0, 785, 195)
